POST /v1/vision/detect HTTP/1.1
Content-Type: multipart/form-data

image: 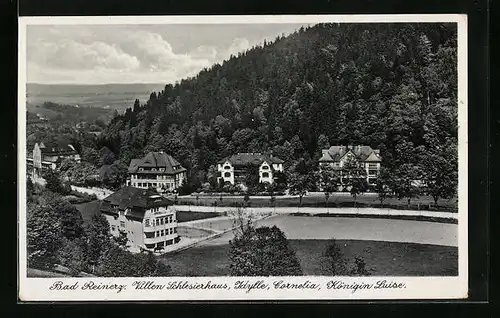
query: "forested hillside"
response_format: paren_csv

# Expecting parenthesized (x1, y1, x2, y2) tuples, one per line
(95, 23, 457, 193)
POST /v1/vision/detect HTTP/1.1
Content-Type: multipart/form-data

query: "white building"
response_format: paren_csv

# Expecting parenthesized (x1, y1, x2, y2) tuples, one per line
(318, 145, 382, 185)
(100, 186, 179, 253)
(127, 151, 187, 193)
(27, 141, 81, 181)
(217, 153, 284, 185)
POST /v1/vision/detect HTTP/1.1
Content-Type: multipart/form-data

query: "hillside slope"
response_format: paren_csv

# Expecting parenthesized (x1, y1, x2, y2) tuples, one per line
(99, 23, 458, 189)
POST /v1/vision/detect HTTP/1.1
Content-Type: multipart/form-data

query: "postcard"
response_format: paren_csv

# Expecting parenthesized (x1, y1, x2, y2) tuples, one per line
(18, 14, 468, 301)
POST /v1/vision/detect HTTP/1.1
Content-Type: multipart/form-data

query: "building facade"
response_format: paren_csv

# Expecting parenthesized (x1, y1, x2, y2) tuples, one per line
(217, 153, 284, 185)
(27, 141, 81, 181)
(100, 186, 180, 253)
(318, 145, 382, 185)
(127, 151, 187, 193)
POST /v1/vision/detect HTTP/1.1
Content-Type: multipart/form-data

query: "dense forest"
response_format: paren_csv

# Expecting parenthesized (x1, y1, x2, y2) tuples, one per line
(55, 23, 457, 199)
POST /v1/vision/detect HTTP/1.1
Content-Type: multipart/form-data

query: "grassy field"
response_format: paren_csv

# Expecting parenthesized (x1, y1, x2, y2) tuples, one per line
(177, 194, 457, 212)
(161, 239, 458, 277)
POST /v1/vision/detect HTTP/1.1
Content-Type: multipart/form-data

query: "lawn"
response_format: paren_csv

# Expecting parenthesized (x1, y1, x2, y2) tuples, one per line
(176, 194, 457, 212)
(161, 239, 458, 277)
(176, 211, 225, 223)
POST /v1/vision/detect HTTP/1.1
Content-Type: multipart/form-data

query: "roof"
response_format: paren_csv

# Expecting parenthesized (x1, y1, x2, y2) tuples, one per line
(218, 153, 284, 167)
(100, 186, 173, 218)
(128, 152, 186, 174)
(38, 140, 78, 155)
(319, 145, 382, 162)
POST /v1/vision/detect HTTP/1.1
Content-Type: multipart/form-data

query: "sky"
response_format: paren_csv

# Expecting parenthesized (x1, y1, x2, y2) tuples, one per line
(26, 23, 311, 85)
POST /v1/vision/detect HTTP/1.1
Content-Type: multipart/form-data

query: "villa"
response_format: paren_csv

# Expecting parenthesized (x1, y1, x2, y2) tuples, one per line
(100, 186, 180, 253)
(27, 140, 81, 181)
(319, 145, 382, 185)
(127, 151, 187, 193)
(217, 153, 284, 185)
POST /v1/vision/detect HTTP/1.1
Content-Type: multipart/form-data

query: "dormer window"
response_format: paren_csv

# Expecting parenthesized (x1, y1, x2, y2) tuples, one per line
(152, 168, 156, 171)
(139, 168, 144, 171)
(160, 168, 165, 172)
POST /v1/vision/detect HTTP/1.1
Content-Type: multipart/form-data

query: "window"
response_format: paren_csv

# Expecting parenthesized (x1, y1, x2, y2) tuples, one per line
(224, 165, 231, 170)
(161, 230, 165, 236)
(111, 225, 116, 231)
(262, 172, 269, 178)
(139, 168, 143, 171)
(156, 231, 160, 237)
(262, 165, 269, 170)
(156, 219, 160, 226)
(174, 227, 177, 233)
(224, 172, 231, 177)
(152, 168, 156, 171)
(160, 168, 165, 172)
(160, 218, 164, 225)
(368, 163, 378, 168)
(145, 219, 150, 227)
(120, 221, 125, 228)
(368, 169, 378, 176)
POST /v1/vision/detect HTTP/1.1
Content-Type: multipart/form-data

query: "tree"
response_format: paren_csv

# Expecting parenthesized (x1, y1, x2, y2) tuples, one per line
(27, 205, 62, 270)
(342, 156, 368, 206)
(27, 176, 35, 202)
(375, 167, 393, 205)
(101, 161, 128, 190)
(44, 169, 71, 195)
(422, 151, 457, 205)
(114, 231, 129, 249)
(82, 147, 99, 165)
(98, 245, 170, 277)
(98, 146, 116, 167)
(393, 164, 422, 206)
(319, 165, 341, 212)
(54, 200, 85, 240)
(229, 225, 302, 276)
(58, 238, 87, 276)
(288, 172, 314, 212)
(85, 213, 112, 273)
(320, 239, 348, 276)
(350, 256, 371, 276)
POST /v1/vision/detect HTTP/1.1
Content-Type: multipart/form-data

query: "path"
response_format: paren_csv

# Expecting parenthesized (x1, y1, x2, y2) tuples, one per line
(197, 214, 458, 247)
(172, 205, 458, 220)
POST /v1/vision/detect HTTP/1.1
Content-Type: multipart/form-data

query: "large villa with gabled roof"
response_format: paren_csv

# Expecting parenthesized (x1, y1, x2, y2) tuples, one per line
(217, 152, 284, 185)
(319, 145, 382, 185)
(126, 151, 187, 193)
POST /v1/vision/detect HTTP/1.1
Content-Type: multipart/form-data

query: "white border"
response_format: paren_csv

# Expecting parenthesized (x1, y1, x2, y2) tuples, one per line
(18, 14, 468, 301)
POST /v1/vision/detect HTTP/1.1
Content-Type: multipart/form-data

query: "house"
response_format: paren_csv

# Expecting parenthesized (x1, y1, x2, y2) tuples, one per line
(27, 140, 81, 181)
(217, 153, 284, 185)
(127, 151, 187, 193)
(100, 186, 180, 253)
(318, 145, 382, 185)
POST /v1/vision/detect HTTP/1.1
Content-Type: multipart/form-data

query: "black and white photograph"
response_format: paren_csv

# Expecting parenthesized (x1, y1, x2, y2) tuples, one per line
(18, 15, 468, 301)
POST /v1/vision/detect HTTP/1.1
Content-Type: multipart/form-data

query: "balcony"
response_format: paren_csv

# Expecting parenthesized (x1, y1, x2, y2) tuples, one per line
(143, 221, 177, 232)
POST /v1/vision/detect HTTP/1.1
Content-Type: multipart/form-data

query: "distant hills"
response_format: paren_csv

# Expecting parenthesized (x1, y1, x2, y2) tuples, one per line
(26, 83, 166, 111)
